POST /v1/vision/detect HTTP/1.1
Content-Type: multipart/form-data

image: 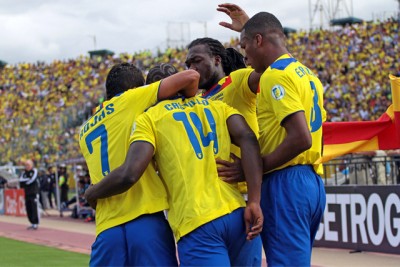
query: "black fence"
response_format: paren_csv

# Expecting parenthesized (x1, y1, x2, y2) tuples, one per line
(322, 154, 400, 186)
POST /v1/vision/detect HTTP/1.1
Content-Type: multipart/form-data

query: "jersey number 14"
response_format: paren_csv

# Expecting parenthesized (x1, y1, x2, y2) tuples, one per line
(173, 108, 219, 159)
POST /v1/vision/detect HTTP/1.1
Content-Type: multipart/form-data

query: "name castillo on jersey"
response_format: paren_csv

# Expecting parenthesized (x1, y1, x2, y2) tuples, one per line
(79, 103, 115, 140)
(164, 98, 210, 111)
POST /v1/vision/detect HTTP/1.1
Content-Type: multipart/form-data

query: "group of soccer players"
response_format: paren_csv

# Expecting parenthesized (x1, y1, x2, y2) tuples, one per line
(81, 3, 326, 267)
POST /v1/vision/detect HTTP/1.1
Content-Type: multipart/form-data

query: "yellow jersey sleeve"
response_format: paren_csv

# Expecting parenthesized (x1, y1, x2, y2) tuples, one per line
(129, 112, 156, 152)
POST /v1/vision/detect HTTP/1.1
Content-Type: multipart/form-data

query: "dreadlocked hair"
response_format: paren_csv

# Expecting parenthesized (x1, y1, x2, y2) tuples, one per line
(187, 37, 245, 76)
(146, 63, 178, 84)
(105, 62, 145, 100)
(225, 47, 246, 72)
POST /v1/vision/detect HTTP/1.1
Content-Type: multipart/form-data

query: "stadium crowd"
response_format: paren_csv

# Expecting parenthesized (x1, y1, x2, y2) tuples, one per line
(0, 18, 398, 169)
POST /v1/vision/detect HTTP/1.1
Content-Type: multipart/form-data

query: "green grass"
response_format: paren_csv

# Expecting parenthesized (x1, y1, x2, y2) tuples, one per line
(0, 237, 89, 267)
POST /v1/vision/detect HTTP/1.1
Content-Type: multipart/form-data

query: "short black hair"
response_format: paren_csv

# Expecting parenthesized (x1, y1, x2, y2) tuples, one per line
(243, 12, 284, 38)
(105, 63, 145, 100)
(187, 37, 245, 76)
(146, 63, 178, 84)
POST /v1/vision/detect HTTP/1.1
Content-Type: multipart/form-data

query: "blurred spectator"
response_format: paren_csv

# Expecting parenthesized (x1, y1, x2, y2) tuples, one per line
(38, 168, 50, 210)
(0, 175, 7, 189)
(58, 164, 69, 205)
(46, 166, 57, 208)
(352, 150, 389, 185)
(62, 179, 92, 220)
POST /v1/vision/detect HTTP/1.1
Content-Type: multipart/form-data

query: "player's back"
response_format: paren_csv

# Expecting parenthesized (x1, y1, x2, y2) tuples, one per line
(79, 82, 169, 236)
(132, 96, 246, 240)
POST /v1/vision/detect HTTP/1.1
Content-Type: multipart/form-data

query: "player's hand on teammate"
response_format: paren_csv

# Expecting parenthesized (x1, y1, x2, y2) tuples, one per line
(84, 185, 97, 209)
(217, 3, 249, 32)
(216, 153, 245, 183)
(244, 201, 263, 240)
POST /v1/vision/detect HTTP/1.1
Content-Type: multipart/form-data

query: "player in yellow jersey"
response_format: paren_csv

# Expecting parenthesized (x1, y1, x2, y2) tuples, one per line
(79, 62, 199, 266)
(84, 86, 264, 265)
(185, 37, 261, 194)
(185, 37, 260, 141)
(217, 3, 327, 266)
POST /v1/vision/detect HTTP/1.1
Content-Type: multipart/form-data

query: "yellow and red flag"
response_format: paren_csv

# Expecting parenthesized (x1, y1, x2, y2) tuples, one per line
(321, 74, 400, 162)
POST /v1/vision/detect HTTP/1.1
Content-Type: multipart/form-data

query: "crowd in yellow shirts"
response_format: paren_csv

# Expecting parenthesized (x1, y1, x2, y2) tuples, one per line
(228, 18, 397, 122)
(0, 18, 397, 167)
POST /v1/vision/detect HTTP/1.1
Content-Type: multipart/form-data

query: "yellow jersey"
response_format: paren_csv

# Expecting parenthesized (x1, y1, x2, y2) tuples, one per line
(130, 96, 246, 240)
(202, 68, 258, 156)
(257, 54, 326, 174)
(79, 81, 169, 236)
(203, 68, 258, 193)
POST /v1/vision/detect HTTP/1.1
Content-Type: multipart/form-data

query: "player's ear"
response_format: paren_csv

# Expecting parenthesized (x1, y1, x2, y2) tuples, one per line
(214, 55, 222, 67)
(255, 34, 263, 47)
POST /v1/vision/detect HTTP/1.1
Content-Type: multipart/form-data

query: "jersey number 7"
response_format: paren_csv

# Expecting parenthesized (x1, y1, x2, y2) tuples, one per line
(85, 124, 111, 176)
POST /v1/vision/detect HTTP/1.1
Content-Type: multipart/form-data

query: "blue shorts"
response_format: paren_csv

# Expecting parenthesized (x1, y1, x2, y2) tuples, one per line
(90, 211, 178, 267)
(177, 208, 262, 266)
(261, 165, 326, 266)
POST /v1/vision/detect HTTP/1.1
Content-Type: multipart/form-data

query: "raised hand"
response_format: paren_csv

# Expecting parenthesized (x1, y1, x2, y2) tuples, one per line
(217, 3, 250, 32)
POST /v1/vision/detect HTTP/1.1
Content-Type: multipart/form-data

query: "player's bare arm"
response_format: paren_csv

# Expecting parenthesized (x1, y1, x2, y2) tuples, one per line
(262, 111, 312, 173)
(84, 141, 154, 208)
(227, 114, 263, 240)
(157, 69, 199, 100)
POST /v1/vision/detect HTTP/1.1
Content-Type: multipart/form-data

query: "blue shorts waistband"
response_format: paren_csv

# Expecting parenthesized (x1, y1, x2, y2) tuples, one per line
(263, 165, 313, 181)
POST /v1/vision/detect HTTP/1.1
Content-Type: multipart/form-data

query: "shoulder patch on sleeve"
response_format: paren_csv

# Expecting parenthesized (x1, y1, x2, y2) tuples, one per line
(271, 85, 285, 100)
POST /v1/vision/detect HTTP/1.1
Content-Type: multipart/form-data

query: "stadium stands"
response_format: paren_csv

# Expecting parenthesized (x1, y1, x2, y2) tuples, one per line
(0, 18, 398, 169)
